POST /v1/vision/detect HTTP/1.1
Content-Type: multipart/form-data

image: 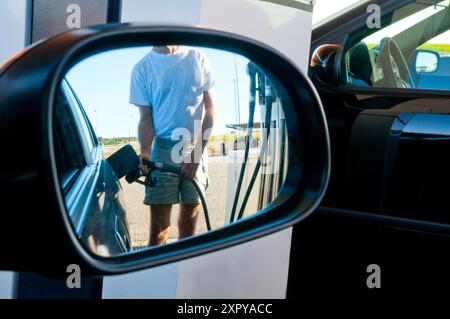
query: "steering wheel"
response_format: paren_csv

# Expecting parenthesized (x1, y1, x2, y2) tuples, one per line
(378, 37, 415, 88)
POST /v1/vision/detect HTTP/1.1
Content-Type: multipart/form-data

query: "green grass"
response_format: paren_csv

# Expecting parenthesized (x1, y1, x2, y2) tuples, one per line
(98, 136, 137, 146)
(418, 43, 450, 55)
(366, 43, 450, 56)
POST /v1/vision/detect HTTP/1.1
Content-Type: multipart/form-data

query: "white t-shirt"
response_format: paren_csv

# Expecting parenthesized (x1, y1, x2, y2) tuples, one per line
(129, 47, 215, 140)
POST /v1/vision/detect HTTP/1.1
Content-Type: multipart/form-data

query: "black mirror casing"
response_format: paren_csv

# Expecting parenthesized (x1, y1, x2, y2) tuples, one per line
(0, 24, 330, 277)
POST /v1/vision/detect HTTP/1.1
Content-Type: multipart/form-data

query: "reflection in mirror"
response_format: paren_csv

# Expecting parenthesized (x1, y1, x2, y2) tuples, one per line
(54, 45, 290, 257)
(415, 50, 439, 73)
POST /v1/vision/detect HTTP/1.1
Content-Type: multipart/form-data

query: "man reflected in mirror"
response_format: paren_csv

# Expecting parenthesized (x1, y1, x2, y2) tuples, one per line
(129, 45, 216, 246)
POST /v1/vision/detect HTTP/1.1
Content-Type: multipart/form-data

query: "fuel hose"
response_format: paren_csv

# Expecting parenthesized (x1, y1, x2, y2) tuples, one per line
(228, 63, 258, 223)
(141, 159, 211, 231)
(236, 75, 274, 221)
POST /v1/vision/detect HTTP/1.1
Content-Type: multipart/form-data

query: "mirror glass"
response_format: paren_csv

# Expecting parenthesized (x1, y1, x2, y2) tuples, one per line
(54, 45, 291, 257)
(415, 51, 439, 73)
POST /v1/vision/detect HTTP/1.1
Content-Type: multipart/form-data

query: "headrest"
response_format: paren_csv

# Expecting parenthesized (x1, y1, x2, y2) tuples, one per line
(349, 42, 373, 86)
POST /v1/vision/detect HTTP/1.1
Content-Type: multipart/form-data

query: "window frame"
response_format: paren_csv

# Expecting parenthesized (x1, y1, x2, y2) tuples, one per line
(64, 79, 99, 148)
(54, 86, 87, 191)
(61, 80, 98, 165)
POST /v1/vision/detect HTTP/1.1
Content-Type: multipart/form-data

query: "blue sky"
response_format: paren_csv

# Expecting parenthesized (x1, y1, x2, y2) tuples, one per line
(66, 46, 259, 138)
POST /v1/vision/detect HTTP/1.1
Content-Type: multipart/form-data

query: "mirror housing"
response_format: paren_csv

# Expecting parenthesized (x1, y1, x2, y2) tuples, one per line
(0, 25, 330, 276)
(414, 50, 440, 73)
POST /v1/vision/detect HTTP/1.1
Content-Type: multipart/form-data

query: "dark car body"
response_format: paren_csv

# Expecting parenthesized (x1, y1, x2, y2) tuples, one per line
(56, 79, 131, 256)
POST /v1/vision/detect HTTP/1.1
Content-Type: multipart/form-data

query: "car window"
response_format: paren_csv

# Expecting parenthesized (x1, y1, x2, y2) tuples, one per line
(61, 80, 97, 162)
(344, 0, 450, 91)
(54, 87, 86, 190)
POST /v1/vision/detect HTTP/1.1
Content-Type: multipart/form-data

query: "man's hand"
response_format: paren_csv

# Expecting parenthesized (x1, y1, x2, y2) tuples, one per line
(139, 153, 151, 176)
(137, 106, 154, 176)
(180, 152, 200, 180)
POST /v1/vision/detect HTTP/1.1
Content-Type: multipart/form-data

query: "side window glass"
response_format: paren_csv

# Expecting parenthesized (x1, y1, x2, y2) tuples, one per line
(62, 81, 96, 158)
(345, 0, 450, 91)
(54, 88, 86, 190)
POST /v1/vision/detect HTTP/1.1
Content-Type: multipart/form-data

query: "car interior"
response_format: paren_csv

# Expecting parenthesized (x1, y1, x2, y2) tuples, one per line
(288, 0, 450, 295)
(346, 0, 450, 89)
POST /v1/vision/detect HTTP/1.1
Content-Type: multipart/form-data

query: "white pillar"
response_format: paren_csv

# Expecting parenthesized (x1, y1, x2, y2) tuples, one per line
(0, 0, 30, 63)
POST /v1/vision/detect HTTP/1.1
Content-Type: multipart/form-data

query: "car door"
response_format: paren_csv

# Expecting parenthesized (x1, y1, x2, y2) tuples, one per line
(16, 80, 133, 299)
(58, 80, 132, 257)
(288, 0, 450, 295)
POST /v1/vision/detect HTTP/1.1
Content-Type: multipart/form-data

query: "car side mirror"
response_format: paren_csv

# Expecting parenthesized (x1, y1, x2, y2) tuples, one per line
(415, 50, 440, 73)
(0, 25, 330, 276)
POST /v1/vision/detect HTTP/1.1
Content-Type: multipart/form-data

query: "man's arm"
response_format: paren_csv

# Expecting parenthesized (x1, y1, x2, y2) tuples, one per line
(181, 89, 216, 179)
(198, 89, 216, 152)
(137, 106, 155, 173)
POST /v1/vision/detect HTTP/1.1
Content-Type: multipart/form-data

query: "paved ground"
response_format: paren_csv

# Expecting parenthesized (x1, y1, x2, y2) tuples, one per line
(121, 156, 229, 247)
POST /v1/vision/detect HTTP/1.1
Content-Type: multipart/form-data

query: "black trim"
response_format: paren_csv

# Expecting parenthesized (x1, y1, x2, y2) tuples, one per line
(17, 272, 103, 299)
(320, 84, 450, 99)
(107, 0, 122, 23)
(315, 206, 450, 242)
(26, 0, 34, 45)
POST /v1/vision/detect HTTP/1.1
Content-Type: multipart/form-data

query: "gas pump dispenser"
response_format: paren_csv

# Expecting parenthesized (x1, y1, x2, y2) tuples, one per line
(227, 63, 287, 224)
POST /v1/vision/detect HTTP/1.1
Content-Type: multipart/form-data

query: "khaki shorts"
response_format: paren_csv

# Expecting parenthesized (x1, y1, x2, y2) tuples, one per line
(143, 137, 209, 205)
